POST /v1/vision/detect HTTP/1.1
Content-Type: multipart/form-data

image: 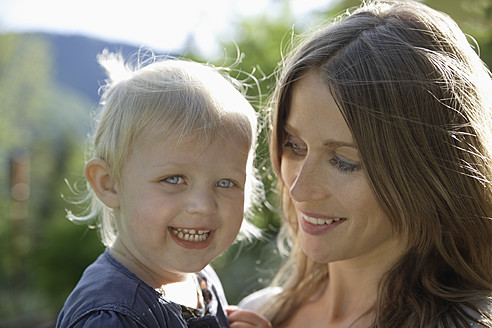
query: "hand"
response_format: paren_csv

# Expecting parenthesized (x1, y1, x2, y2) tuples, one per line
(226, 306, 272, 328)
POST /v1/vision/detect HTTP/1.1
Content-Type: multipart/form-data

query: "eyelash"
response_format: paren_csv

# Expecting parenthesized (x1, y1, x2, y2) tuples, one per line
(283, 140, 306, 155)
(283, 140, 361, 174)
(163, 176, 185, 185)
(329, 157, 361, 173)
(162, 176, 237, 188)
(216, 179, 235, 188)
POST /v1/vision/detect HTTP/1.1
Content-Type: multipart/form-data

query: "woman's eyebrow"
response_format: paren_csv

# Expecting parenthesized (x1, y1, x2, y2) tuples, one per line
(284, 123, 356, 149)
(323, 140, 357, 149)
(283, 123, 298, 135)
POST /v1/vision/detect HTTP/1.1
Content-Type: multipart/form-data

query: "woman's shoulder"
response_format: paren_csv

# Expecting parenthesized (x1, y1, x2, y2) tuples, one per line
(463, 298, 492, 327)
(440, 299, 492, 327)
(238, 287, 283, 312)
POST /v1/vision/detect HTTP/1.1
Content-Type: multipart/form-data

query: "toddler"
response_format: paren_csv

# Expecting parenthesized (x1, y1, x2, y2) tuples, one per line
(56, 51, 269, 328)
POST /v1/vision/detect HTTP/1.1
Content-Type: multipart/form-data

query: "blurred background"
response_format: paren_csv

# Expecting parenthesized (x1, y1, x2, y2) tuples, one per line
(0, 0, 490, 326)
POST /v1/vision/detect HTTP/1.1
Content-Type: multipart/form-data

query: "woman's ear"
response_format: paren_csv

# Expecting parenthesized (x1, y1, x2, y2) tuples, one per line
(85, 158, 120, 208)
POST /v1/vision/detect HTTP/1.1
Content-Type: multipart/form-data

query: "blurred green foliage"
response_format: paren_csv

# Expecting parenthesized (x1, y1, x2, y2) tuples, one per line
(0, 33, 104, 326)
(0, 0, 490, 326)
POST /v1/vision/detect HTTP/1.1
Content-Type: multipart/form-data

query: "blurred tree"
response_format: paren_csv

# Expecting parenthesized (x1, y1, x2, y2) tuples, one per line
(424, 0, 492, 67)
(0, 33, 104, 326)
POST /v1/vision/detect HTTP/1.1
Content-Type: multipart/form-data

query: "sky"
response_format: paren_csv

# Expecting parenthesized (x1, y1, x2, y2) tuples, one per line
(0, 0, 335, 57)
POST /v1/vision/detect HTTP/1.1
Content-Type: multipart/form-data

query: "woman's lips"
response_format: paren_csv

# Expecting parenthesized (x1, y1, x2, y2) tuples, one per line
(299, 213, 347, 235)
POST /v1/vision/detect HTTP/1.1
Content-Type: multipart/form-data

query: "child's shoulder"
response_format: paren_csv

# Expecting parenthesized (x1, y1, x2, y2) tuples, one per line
(67, 249, 146, 304)
(56, 249, 184, 327)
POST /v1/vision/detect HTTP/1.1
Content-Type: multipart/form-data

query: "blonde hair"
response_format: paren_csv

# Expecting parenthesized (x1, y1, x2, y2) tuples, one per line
(267, 1, 492, 327)
(68, 51, 261, 247)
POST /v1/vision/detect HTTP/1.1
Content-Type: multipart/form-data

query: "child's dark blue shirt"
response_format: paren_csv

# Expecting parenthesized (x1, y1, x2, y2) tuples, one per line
(56, 249, 229, 327)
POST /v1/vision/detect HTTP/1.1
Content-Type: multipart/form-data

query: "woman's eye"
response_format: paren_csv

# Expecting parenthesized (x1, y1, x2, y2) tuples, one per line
(163, 176, 185, 185)
(330, 156, 361, 173)
(283, 140, 307, 155)
(216, 179, 235, 188)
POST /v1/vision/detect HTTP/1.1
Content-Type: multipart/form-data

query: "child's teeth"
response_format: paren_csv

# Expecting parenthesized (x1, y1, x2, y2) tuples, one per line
(171, 227, 210, 242)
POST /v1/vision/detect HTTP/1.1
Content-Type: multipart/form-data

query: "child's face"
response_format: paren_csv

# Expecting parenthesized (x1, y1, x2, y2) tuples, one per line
(112, 130, 249, 283)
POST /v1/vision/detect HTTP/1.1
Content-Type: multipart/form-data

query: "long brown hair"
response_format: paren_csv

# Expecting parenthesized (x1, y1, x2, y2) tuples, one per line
(267, 1, 492, 326)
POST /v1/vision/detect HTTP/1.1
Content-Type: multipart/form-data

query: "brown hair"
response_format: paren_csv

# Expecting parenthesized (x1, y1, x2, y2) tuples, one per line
(267, 1, 492, 326)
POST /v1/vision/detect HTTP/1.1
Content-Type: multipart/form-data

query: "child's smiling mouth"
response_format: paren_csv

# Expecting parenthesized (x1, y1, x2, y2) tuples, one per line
(170, 227, 211, 242)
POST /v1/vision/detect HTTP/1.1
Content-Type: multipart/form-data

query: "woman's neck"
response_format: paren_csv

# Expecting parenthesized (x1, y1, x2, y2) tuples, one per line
(282, 244, 406, 328)
(321, 239, 406, 326)
(321, 263, 379, 325)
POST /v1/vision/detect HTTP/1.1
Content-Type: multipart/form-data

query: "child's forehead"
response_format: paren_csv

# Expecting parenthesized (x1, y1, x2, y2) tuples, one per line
(136, 128, 250, 152)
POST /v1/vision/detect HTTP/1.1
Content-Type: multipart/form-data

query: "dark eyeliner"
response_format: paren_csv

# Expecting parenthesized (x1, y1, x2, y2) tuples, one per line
(330, 156, 361, 173)
(283, 140, 294, 148)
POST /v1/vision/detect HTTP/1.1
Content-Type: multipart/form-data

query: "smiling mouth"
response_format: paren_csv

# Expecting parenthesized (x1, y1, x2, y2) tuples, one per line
(170, 227, 211, 242)
(303, 214, 346, 225)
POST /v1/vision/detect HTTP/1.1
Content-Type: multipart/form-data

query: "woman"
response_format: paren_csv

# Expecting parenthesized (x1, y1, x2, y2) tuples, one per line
(238, 0, 492, 327)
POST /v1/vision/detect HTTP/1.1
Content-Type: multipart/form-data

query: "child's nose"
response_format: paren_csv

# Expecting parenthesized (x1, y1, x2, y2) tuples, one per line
(186, 188, 218, 216)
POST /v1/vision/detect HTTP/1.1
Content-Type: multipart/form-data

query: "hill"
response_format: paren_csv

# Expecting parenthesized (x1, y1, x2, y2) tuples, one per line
(28, 32, 177, 103)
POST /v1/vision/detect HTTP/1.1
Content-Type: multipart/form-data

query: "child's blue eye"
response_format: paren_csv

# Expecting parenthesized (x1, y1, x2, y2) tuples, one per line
(216, 179, 234, 188)
(330, 156, 361, 173)
(164, 176, 185, 184)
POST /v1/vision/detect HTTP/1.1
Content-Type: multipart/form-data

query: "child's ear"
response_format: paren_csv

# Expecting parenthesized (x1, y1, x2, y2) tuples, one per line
(85, 158, 119, 208)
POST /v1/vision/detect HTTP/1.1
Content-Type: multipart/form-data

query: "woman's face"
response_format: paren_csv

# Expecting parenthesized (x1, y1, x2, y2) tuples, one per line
(279, 71, 404, 265)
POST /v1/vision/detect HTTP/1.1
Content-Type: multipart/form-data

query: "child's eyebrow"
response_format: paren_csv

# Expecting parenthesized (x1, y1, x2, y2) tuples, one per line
(151, 162, 247, 175)
(150, 162, 192, 169)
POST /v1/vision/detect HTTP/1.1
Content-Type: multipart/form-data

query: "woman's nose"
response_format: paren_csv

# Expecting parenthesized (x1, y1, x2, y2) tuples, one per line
(186, 187, 218, 216)
(288, 159, 329, 202)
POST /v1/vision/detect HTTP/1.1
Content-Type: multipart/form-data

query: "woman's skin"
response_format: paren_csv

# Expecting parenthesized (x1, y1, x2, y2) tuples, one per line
(278, 71, 406, 328)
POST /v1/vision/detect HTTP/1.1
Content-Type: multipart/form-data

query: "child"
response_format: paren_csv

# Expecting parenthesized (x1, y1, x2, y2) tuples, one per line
(56, 51, 269, 328)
